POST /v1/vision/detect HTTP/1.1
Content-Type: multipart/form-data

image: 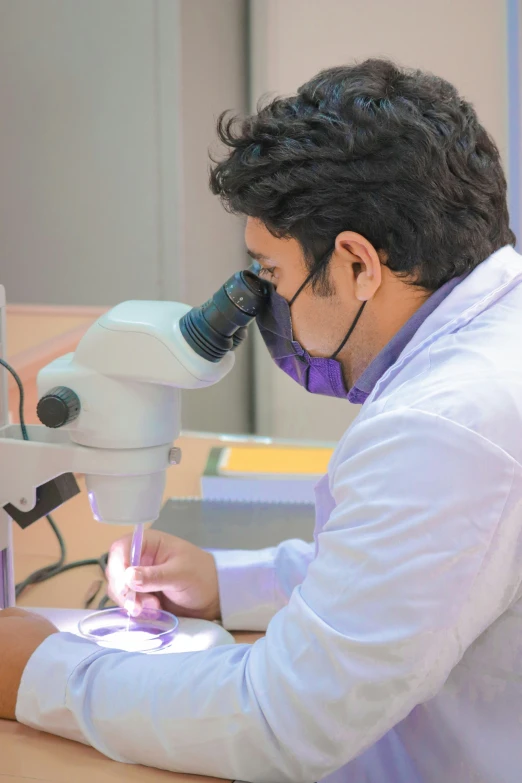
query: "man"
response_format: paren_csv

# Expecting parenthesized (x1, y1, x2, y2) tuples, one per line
(1, 59, 522, 782)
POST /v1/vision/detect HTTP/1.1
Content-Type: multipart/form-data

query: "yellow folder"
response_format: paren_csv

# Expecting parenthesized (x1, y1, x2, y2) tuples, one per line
(218, 445, 333, 478)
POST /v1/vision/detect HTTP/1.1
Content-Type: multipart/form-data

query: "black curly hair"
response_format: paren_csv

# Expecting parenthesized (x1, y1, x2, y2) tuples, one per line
(209, 59, 515, 292)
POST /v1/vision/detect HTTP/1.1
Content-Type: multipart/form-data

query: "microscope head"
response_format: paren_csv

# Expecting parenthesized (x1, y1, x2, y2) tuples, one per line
(36, 269, 270, 526)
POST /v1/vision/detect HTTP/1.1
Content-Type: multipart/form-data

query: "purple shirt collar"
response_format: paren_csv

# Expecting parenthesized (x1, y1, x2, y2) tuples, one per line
(347, 275, 464, 405)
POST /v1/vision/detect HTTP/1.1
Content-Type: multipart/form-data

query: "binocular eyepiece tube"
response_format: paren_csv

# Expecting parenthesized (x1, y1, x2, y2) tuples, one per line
(179, 269, 270, 362)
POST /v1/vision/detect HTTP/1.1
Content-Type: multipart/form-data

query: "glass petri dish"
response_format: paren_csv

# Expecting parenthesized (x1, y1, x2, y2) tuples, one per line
(78, 607, 179, 652)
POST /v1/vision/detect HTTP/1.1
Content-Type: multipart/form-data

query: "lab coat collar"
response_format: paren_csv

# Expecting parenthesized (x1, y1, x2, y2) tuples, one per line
(370, 244, 522, 403)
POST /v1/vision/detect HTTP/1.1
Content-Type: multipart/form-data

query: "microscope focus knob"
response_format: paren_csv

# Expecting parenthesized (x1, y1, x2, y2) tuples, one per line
(37, 386, 81, 428)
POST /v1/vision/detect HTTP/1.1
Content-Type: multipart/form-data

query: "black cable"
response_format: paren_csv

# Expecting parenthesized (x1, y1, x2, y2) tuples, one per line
(98, 593, 112, 610)
(0, 357, 109, 606)
(0, 357, 28, 441)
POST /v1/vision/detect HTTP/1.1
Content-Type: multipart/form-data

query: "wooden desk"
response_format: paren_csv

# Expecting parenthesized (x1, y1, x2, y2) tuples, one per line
(1, 306, 263, 783)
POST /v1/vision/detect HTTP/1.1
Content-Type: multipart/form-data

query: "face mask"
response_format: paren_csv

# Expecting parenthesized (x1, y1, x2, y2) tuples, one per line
(255, 265, 366, 398)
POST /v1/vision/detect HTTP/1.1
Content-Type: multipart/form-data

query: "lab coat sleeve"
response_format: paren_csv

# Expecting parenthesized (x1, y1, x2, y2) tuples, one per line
(16, 410, 520, 783)
(212, 539, 316, 630)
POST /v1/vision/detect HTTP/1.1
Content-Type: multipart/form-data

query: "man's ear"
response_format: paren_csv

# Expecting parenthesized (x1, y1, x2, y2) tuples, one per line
(332, 232, 383, 301)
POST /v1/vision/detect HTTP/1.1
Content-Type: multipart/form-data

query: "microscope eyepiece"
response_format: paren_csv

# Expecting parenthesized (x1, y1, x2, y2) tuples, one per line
(179, 269, 270, 362)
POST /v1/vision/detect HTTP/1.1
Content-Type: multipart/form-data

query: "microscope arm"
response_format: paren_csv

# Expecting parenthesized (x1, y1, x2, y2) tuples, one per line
(0, 424, 178, 520)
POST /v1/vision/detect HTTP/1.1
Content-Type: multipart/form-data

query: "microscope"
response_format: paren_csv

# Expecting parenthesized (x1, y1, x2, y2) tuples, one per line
(0, 270, 269, 625)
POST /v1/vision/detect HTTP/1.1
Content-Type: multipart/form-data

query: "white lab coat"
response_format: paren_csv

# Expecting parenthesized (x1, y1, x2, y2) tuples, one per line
(17, 245, 522, 782)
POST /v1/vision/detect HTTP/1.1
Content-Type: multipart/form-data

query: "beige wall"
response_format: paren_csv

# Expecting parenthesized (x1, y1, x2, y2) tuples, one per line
(177, 0, 250, 433)
(0, 0, 249, 433)
(0, 0, 166, 305)
(250, 0, 509, 440)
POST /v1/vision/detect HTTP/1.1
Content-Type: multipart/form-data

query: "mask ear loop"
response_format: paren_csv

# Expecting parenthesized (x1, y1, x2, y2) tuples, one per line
(288, 247, 367, 358)
(330, 301, 367, 359)
(289, 272, 314, 307)
(289, 247, 335, 307)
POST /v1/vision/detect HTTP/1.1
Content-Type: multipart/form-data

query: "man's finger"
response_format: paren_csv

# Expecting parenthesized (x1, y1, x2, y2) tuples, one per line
(141, 595, 161, 611)
(107, 536, 131, 573)
(106, 537, 132, 599)
(107, 582, 127, 608)
(124, 593, 162, 617)
(125, 565, 173, 593)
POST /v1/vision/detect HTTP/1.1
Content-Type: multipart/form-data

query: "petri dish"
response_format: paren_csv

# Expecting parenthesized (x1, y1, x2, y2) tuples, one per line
(78, 607, 179, 652)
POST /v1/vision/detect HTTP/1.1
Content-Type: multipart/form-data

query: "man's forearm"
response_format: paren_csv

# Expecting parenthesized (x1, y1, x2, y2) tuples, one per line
(212, 538, 315, 630)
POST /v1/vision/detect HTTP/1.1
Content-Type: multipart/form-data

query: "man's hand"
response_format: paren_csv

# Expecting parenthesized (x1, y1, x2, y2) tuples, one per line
(107, 530, 221, 620)
(0, 608, 57, 721)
